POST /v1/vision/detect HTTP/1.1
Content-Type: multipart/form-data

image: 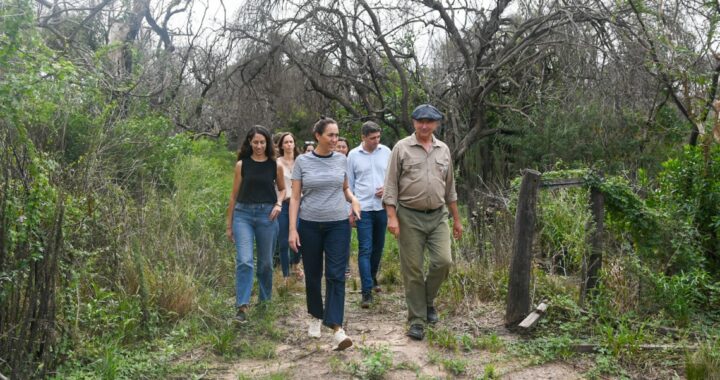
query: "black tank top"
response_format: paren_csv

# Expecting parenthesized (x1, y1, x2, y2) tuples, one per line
(237, 158, 277, 204)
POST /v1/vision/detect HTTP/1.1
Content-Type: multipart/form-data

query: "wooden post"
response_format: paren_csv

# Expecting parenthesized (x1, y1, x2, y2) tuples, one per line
(580, 185, 604, 305)
(505, 169, 540, 327)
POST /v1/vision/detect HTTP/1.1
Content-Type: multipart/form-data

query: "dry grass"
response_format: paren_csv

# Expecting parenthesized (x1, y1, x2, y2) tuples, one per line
(151, 270, 197, 318)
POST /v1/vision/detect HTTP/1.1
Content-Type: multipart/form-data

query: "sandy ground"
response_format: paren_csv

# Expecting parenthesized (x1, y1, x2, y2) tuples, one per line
(201, 277, 587, 380)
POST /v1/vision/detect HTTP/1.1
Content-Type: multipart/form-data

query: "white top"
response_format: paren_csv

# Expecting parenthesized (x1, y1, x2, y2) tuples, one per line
(347, 143, 391, 211)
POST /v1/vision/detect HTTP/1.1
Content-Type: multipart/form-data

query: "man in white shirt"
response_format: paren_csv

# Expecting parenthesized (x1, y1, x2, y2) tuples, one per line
(348, 121, 392, 308)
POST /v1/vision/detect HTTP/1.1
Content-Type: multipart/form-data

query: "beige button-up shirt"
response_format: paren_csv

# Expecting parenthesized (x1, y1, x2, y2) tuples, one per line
(382, 133, 457, 211)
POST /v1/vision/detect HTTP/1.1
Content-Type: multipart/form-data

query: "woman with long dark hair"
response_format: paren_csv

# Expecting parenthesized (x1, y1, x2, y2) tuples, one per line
(289, 117, 360, 351)
(276, 132, 303, 282)
(226, 125, 285, 323)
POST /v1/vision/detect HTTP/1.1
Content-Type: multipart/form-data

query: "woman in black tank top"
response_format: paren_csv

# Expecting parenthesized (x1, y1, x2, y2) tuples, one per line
(225, 125, 285, 323)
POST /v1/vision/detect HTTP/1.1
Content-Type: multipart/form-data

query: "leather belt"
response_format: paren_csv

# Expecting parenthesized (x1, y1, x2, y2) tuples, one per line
(403, 205, 442, 214)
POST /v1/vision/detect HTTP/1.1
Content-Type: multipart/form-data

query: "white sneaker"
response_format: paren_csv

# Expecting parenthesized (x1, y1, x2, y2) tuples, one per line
(308, 318, 322, 338)
(332, 328, 353, 351)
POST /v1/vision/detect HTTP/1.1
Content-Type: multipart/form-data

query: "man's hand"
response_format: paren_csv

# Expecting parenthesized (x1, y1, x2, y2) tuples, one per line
(374, 186, 384, 198)
(387, 215, 400, 238)
(226, 226, 234, 243)
(452, 219, 463, 240)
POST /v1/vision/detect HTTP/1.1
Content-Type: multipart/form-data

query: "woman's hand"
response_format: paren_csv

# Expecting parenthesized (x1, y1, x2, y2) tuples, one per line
(351, 198, 362, 223)
(269, 204, 281, 220)
(226, 225, 234, 243)
(289, 230, 301, 253)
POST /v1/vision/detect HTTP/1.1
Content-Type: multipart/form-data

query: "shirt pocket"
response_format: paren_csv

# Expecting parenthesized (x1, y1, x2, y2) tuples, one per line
(434, 157, 449, 179)
(401, 159, 424, 181)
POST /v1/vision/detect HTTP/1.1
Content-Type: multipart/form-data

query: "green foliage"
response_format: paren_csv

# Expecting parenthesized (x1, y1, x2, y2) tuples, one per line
(106, 118, 192, 192)
(686, 339, 720, 380)
(426, 327, 459, 351)
(475, 333, 505, 353)
(537, 186, 592, 274)
(482, 364, 497, 379)
(585, 354, 626, 379)
(210, 327, 237, 356)
(510, 334, 574, 365)
(496, 95, 687, 178)
(599, 319, 645, 360)
(657, 144, 720, 271)
(440, 357, 468, 376)
(349, 345, 394, 380)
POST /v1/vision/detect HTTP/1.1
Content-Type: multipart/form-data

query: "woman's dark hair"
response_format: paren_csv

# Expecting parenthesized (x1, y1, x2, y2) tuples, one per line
(312, 116, 338, 141)
(237, 125, 275, 161)
(277, 132, 301, 158)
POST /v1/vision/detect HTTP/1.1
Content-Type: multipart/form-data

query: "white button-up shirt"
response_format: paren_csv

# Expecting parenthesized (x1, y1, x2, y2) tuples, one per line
(347, 143, 392, 211)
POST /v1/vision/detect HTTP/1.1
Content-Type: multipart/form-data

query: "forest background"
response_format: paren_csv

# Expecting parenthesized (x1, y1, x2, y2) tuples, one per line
(2, 0, 720, 378)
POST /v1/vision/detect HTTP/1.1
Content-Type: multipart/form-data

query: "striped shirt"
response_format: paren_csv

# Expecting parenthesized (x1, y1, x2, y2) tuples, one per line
(292, 151, 349, 222)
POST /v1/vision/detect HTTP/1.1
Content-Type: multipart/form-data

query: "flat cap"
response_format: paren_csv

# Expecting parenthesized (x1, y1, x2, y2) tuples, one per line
(411, 104, 443, 121)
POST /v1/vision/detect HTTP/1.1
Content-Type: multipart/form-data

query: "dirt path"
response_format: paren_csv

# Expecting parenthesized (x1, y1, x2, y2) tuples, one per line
(206, 279, 586, 379)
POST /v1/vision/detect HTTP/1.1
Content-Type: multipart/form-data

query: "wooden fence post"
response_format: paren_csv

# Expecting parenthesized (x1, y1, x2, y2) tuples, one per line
(580, 185, 604, 305)
(505, 169, 540, 327)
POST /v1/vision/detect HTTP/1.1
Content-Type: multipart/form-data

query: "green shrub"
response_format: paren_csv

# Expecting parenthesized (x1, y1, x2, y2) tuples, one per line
(537, 187, 592, 274)
(686, 339, 720, 380)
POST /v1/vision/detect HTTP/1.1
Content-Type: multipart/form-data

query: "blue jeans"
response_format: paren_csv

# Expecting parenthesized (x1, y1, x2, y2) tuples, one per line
(233, 203, 279, 307)
(299, 218, 350, 327)
(277, 200, 300, 277)
(356, 210, 388, 293)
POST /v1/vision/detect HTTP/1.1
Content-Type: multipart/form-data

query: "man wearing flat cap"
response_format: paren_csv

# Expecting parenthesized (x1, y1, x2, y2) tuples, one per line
(382, 104, 463, 340)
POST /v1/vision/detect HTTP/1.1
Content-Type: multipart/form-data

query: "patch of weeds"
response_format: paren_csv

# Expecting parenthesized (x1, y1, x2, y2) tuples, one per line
(56, 339, 177, 379)
(585, 353, 627, 380)
(510, 334, 574, 364)
(349, 345, 394, 380)
(100, 344, 121, 379)
(599, 319, 645, 361)
(328, 355, 345, 374)
(238, 372, 290, 380)
(246, 302, 283, 340)
(395, 360, 420, 372)
(460, 334, 475, 352)
(686, 339, 720, 380)
(380, 242, 401, 286)
(476, 333, 504, 352)
(276, 283, 290, 298)
(427, 350, 441, 365)
(210, 327, 237, 356)
(426, 326, 458, 351)
(239, 339, 277, 360)
(483, 363, 497, 379)
(441, 357, 468, 376)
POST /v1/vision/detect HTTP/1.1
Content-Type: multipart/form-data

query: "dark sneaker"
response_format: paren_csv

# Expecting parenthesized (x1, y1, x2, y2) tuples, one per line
(361, 292, 373, 309)
(234, 308, 248, 324)
(373, 277, 382, 293)
(406, 324, 425, 340)
(427, 306, 439, 324)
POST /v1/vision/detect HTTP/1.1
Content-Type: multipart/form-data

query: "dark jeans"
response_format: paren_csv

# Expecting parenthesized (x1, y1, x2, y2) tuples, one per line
(356, 210, 387, 293)
(299, 218, 350, 327)
(277, 200, 300, 277)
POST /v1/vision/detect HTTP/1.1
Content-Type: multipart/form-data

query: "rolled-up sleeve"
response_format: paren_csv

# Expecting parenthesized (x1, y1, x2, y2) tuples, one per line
(382, 146, 401, 207)
(445, 155, 458, 203)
